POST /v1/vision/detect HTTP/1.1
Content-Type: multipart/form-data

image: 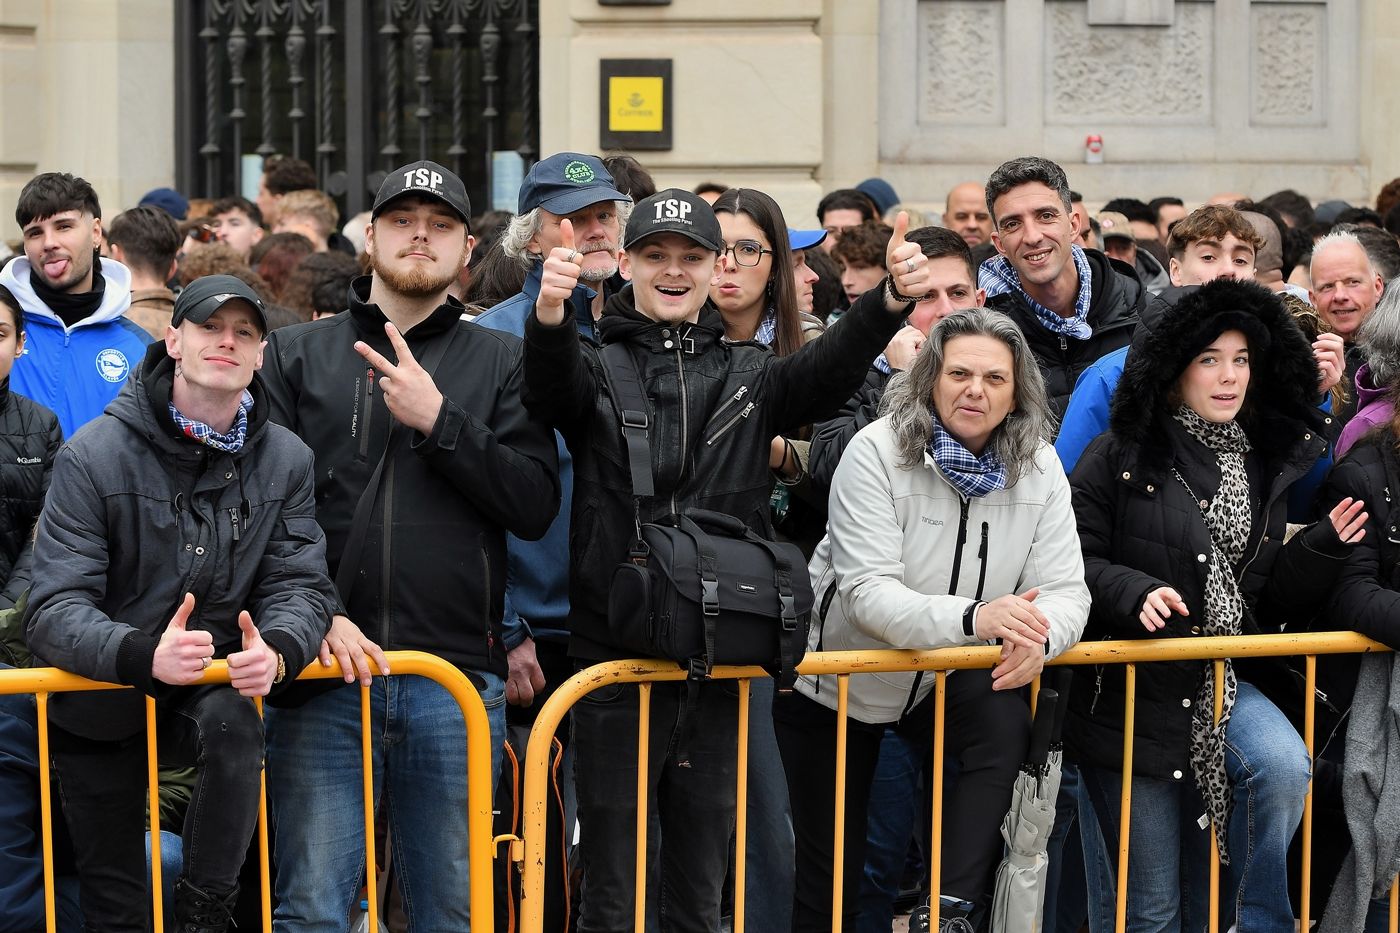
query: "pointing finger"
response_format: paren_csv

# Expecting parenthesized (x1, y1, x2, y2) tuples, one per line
(354, 340, 397, 376)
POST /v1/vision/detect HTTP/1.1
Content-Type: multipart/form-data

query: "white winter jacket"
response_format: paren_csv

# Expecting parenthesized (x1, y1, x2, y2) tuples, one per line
(796, 417, 1090, 724)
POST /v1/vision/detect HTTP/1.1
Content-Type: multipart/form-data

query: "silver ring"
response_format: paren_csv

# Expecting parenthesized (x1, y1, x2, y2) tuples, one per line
(568, 250, 581, 265)
(201, 657, 211, 670)
(905, 258, 916, 274)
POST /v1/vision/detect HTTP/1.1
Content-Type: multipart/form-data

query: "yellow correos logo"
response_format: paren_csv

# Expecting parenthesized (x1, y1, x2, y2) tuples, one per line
(609, 77, 664, 133)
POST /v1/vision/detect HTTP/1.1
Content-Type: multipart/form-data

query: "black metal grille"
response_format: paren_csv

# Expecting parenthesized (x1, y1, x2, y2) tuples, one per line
(175, 0, 538, 217)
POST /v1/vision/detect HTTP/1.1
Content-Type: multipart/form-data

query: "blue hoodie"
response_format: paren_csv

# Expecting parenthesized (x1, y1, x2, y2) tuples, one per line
(0, 257, 152, 439)
(472, 264, 602, 645)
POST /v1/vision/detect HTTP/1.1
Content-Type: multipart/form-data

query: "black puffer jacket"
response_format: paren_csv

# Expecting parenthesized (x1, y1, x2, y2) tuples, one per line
(986, 249, 1145, 420)
(808, 366, 891, 496)
(1065, 279, 1347, 779)
(259, 278, 560, 678)
(0, 379, 62, 609)
(26, 343, 337, 739)
(523, 283, 905, 660)
(1317, 435, 1400, 729)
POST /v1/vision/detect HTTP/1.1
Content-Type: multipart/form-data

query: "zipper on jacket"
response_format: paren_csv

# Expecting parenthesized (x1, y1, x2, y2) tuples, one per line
(360, 369, 375, 460)
(974, 522, 989, 600)
(379, 455, 396, 648)
(705, 401, 755, 447)
(228, 507, 242, 543)
(947, 497, 971, 595)
(671, 345, 689, 516)
(481, 543, 494, 655)
(704, 385, 749, 431)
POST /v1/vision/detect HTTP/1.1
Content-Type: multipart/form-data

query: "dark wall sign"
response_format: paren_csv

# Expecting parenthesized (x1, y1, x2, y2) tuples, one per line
(599, 59, 673, 151)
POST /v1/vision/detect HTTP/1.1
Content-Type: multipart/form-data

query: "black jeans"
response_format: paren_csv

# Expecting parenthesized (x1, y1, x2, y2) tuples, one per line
(571, 678, 739, 933)
(49, 684, 264, 933)
(773, 669, 1029, 933)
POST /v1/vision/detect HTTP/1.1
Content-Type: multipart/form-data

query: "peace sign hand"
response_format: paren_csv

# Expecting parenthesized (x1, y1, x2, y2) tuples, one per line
(354, 322, 446, 436)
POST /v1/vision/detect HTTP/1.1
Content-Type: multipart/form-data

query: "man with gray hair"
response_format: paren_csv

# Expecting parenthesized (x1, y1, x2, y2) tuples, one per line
(1312, 230, 1386, 427)
(471, 152, 631, 712)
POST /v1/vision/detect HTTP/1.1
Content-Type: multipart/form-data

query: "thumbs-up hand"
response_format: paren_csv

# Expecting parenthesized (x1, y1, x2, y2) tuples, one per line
(536, 218, 584, 326)
(885, 211, 929, 309)
(152, 593, 215, 685)
(227, 610, 280, 697)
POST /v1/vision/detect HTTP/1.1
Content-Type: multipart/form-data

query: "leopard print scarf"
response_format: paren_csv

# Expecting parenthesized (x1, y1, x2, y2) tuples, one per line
(1172, 406, 1251, 867)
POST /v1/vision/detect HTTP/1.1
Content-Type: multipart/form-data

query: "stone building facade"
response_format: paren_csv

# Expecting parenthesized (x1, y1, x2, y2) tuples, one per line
(2, 0, 1398, 240)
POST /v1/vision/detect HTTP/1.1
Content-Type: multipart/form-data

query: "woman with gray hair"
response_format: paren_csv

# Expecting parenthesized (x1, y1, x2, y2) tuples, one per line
(1336, 282, 1400, 458)
(773, 307, 1091, 933)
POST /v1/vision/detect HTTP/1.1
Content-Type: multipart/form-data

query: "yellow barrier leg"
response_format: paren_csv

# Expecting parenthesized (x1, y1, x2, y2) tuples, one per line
(930, 671, 947, 919)
(1115, 664, 1135, 933)
(361, 684, 378, 933)
(734, 679, 750, 933)
(833, 675, 849, 928)
(37, 692, 55, 933)
(634, 682, 652, 933)
(147, 697, 163, 933)
(1390, 874, 1397, 933)
(256, 696, 272, 933)
(1301, 657, 1316, 933)
(1208, 660, 1225, 933)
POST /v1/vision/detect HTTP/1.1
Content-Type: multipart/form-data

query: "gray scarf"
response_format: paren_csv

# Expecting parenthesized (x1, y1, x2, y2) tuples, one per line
(1172, 406, 1251, 866)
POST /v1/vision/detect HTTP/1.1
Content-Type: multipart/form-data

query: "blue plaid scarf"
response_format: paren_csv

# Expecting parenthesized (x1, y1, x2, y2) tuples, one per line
(721, 307, 777, 347)
(169, 390, 253, 453)
(979, 244, 1094, 340)
(928, 418, 1007, 499)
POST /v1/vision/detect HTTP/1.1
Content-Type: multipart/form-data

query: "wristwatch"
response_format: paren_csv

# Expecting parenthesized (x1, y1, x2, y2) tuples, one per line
(272, 652, 286, 685)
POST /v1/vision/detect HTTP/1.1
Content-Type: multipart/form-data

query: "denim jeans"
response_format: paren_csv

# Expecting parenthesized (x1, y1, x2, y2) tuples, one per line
(265, 672, 507, 933)
(1081, 682, 1308, 933)
(49, 684, 264, 933)
(571, 679, 738, 933)
(857, 728, 924, 933)
(742, 677, 794, 932)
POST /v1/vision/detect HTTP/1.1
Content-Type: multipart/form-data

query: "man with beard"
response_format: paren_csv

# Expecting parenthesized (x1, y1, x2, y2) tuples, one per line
(0, 172, 152, 437)
(256, 160, 560, 932)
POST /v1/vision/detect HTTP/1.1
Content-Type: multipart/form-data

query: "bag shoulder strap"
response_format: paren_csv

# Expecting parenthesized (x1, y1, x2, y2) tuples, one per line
(599, 342, 655, 500)
(334, 327, 456, 602)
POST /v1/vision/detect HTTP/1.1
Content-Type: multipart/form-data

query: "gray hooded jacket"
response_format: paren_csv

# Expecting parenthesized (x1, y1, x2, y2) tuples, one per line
(26, 342, 336, 739)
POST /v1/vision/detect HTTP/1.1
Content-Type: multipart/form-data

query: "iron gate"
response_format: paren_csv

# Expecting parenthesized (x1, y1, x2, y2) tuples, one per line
(174, 0, 539, 217)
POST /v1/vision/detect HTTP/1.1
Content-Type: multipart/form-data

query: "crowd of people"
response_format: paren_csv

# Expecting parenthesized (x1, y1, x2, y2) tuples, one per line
(0, 147, 1397, 933)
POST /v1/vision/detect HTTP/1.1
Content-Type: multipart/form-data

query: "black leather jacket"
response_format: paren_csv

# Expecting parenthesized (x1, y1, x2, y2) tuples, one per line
(0, 378, 62, 610)
(523, 284, 905, 660)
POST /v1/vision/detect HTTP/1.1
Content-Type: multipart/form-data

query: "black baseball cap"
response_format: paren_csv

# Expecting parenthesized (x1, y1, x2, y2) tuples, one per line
(623, 188, 724, 253)
(518, 152, 631, 215)
(172, 275, 268, 334)
(372, 160, 472, 223)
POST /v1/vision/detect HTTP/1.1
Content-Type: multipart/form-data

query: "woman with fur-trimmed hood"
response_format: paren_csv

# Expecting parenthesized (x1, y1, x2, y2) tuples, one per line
(1065, 278, 1367, 933)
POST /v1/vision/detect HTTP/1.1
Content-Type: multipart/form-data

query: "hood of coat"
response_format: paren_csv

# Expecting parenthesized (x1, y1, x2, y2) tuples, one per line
(1109, 277, 1324, 462)
(103, 340, 271, 456)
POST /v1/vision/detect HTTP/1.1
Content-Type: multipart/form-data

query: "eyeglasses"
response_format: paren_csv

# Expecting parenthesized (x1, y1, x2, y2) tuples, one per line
(722, 239, 774, 267)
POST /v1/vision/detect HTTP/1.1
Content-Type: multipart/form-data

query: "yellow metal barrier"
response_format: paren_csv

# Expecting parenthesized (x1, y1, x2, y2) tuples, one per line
(0, 651, 495, 933)
(518, 631, 1396, 933)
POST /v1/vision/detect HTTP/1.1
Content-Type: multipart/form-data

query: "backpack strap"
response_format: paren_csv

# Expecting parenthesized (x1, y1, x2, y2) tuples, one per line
(599, 342, 655, 500)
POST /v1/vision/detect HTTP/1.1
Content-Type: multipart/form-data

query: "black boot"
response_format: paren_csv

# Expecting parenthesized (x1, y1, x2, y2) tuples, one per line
(172, 878, 239, 933)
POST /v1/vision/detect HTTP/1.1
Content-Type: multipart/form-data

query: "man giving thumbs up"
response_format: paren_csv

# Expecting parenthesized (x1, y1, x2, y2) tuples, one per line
(27, 274, 337, 932)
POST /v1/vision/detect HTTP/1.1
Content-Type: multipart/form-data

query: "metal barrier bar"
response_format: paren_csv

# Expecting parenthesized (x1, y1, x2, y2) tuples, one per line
(733, 678, 750, 933)
(831, 674, 850, 923)
(0, 651, 492, 933)
(147, 697, 164, 933)
(634, 682, 652, 933)
(1208, 660, 1225, 933)
(516, 632, 1392, 933)
(360, 683, 379, 933)
(254, 697, 272, 933)
(1301, 656, 1317, 933)
(929, 671, 947, 920)
(1114, 664, 1134, 933)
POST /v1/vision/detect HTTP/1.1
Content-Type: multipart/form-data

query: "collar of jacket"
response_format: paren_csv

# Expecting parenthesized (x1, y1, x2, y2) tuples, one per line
(0, 377, 11, 415)
(596, 283, 726, 355)
(133, 340, 271, 452)
(347, 274, 467, 343)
